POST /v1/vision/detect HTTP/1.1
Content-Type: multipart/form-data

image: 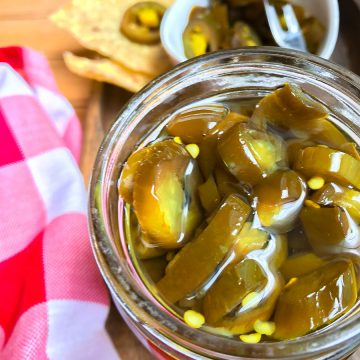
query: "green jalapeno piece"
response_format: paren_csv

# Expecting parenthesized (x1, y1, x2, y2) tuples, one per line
(229, 21, 262, 47)
(294, 146, 360, 190)
(273, 259, 357, 340)
(208, 234, 287, 334)
(218, 123, 286, 186)
(280, 252, 326, 281)
(312, 183, 360, 223)
(132, 140, 202, 248)
(157, 194, 251, 303)
(183, 7, 221, 58)
(254, 170, 306, 233)
(166, 104, 228, 144)
(120, 2, 166, 44)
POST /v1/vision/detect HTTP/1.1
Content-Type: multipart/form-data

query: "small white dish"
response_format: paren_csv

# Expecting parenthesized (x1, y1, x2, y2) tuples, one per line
(160, 0, 339, 64)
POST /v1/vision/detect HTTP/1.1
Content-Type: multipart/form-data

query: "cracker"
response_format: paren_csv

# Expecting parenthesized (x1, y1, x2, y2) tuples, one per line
(63, 51, 153, 92)
(51, 0, 173, 76)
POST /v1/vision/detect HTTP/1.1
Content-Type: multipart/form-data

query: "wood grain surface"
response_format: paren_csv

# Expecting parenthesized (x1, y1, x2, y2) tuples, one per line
(0, 0, 359, 359)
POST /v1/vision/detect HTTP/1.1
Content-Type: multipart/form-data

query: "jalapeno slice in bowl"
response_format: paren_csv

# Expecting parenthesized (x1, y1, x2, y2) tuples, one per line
(120, 1, 165, 44)
(183, 17, 221, 58)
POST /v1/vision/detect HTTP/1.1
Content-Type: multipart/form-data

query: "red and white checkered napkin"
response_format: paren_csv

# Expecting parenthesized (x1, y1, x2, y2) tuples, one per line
(0, 47, 118, 360)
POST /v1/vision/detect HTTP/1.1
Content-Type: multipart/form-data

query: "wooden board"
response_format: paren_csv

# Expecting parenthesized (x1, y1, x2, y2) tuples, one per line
(0, 0, 359, 359)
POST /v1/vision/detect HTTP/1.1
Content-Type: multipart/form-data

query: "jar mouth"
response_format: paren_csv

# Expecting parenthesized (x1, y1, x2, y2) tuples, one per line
(89, 47, 360, 359)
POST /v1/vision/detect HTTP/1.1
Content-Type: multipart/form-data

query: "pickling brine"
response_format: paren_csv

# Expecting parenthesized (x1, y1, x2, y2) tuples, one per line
(118, 83, 360, 343)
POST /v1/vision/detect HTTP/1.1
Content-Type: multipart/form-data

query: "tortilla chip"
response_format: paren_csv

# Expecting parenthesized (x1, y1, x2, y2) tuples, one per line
(51, 0, 173, 76)
(63, 51, 153, 92)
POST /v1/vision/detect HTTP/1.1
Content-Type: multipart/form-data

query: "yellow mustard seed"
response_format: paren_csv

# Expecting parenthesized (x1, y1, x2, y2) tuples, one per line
(304, 199, 321, 209)
(241, 292, 261, 309)
(253, 320, 276, 336)
(239, 333, 262, 344)
(307, 176, 325, 190)
(185, 144, 200, 158)
(183, 310, 205, 329)
(284, 277, 298, 289)
(173, 136, 183, 144)
(137, 8, 160, 28)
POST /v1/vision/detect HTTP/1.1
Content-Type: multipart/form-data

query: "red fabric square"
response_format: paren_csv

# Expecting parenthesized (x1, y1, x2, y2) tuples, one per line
(0, 231, 46, 342)
(0, 111, 24, 166)
(0, 303, 48, 359)
(0, 47, 24, 71)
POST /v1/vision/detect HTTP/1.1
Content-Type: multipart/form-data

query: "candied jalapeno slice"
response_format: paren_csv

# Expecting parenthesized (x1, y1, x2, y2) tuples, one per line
(341, 142, 360, 160)
(232, 222, 269, 261)
(202, 223, 269, 324)
(211, 234, 287, 334)
(301, 206, 350, 246)
(132, 140, 202, 248)
(250, 84, 328, 131)
(292, 117, 349, 150)
(166, 104, 228, 144)
(156, 194, 251, 303)
(134, 235, 167, 259)
(223, 111, 249, 124)
(197, 111, 249, 178)
(214, 166, 244, 199)
(142, 256, 168, 283)
(183, 7, 221, 58)
(311, 183, 360, 223)
(249, 84, 347, 150)
(254, 170, 307, 233)
(218, 123, 286, 186)
(294, 146, 360, 190)
(287, 226, 312, 254)
(197, 136, 220, 179)
(229, 21, 262, 47)
(125, 204, 166, 259)
(300, 205, 360, 257)
(273, 259, 358, 340)
(203, 259, 267, 325)
(280, 252, 327, 281)
(119, 146, 151, 203)
(198, 175, 221, 214)
(120, 1, 166, 44)
(286, 139, 315, 166)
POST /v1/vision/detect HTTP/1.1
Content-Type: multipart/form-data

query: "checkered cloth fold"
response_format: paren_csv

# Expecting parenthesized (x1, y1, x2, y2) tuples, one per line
(0, 47, 118, 360)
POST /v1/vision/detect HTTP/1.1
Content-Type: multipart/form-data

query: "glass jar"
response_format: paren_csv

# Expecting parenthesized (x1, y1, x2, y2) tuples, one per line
(88, 47, 360, 360)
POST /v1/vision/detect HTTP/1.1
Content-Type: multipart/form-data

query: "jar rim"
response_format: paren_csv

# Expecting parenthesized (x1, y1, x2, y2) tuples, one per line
(89, 47, 360, 359)
(108, 46, 360, 117)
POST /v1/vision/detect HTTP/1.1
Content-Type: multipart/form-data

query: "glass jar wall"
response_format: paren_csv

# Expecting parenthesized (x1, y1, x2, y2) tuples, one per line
(89, 47, 360, 360)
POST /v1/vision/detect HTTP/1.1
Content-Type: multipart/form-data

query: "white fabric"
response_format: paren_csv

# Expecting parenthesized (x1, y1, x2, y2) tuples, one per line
(0, 64, 33, 98)
(46, 300, 119, 360)
(27, 148, 87, 222)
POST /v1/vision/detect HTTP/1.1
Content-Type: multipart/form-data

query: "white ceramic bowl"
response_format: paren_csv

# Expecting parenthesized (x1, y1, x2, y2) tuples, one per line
(160, 0, 339, 63)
